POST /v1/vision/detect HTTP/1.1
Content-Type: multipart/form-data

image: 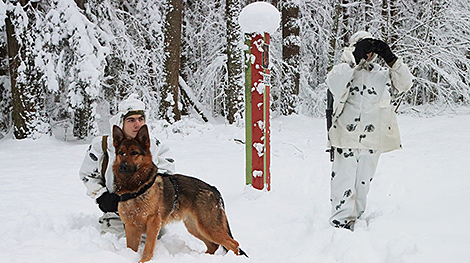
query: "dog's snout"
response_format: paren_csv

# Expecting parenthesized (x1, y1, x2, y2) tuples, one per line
(118, 162, 133, 174)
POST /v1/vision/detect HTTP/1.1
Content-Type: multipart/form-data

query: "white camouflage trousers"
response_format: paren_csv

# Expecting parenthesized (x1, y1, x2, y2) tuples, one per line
(329, 148, 380, 228)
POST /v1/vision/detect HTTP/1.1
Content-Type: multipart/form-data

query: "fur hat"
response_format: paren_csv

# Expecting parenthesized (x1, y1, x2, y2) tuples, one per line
(109, 94, 146, 128)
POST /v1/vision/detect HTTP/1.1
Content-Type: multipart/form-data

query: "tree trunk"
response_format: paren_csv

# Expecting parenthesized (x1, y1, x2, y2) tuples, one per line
(6, 5, 27, 139)
(74, 0, 86, 9)
(382, 0, 390, 41)
(281, 0, 300, 115)
(179, 0, 191, 116)
(328, 2, 342, 71)
(381, 0, 399, 48)
(226, 0, 243, 124)
(70, 76, 93, 140)
(7, 1, 48, 139)
(364, 0, 374, 31)
(389, 0, 399, 46)
(161, 0, 182, 123)
(341, 0, 349, 41)
(1, 17, 11, 137)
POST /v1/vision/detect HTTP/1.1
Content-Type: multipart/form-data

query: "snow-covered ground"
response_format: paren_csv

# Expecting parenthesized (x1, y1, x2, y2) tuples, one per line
(1, 111, 469, 263)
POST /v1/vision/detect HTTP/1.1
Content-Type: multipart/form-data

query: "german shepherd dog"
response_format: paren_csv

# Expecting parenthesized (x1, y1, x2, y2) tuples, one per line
(112, 125, 247, 262)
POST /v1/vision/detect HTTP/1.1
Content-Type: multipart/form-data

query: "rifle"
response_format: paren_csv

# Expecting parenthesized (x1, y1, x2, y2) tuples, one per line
(326, 89, 334, 162)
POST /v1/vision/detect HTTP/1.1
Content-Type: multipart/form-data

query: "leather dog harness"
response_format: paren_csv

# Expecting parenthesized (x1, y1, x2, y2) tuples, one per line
(118, 173, 180, 213)
(101, 136, 179, 212)
(118, 173, 158, 202)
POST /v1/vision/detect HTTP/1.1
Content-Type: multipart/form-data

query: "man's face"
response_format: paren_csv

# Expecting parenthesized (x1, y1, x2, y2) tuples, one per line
(122, 114, 146, 138)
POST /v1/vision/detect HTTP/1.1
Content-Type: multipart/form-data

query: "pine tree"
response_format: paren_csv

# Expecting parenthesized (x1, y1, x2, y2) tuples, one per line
(40, 0, 109, 139)
(6, 1, 48, 139)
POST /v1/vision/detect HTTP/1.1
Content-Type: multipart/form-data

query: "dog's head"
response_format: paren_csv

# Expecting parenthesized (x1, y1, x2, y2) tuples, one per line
(112, 125, 154, 193)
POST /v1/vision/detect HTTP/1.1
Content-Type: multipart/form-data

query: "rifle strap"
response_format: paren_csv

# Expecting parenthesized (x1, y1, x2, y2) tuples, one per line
(101, 135, 109, 184)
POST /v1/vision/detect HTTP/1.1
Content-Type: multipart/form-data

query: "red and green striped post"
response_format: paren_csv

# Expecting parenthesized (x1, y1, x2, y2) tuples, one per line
(245, 32, 271, 191)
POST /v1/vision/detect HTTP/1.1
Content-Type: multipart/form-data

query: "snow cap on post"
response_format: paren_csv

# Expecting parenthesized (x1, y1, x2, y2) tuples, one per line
(239, 2, 280, 34)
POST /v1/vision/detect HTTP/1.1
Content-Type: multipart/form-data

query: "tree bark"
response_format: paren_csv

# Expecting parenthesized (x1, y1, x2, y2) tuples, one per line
(6, 5, 27, 139)
(328, 1, 342, 71)
(364, 0, 374, 31)
(341, 0, 349, 41)
(226, 0, 243, 124)
(7, 1, 48, 139)
(389, 0, 399, 47)
(1, 16, 12, 137)
(382, 0, 390, 41)
(161, 0, 183, 123)
(74, 0, 86, 10)
(281, 0, 300, 115)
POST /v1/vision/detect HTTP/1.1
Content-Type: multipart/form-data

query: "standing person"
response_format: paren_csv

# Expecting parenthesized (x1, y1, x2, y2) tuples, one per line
(79, 94, 175, 237)
(325, 31, 413, 230)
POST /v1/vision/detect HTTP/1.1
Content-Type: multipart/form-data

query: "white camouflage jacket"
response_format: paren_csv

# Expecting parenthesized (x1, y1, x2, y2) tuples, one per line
(326, 48, 413, 153)
(79, 135, 175, 199)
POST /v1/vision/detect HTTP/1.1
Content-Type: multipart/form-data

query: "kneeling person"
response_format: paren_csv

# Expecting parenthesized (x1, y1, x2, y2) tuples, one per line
(79, 94, 175, 237)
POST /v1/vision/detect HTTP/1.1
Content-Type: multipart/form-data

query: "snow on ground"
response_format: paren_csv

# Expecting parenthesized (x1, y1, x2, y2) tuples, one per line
(1, 112, 469, 263)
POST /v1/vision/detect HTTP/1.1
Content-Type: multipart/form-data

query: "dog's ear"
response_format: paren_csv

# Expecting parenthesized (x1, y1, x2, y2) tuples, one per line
(113, 125, 125, 149)
(135, 125, 150, 151)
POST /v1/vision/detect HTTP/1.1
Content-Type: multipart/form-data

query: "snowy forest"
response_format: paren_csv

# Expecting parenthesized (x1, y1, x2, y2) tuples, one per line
(0, 0, 469, 140)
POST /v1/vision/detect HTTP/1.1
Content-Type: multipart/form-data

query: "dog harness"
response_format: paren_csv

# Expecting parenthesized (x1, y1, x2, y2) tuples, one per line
(118, 173, 158, 202)
(164, 174, 180, 213)
(118, 173, 180, 213)
(101, 135, 109, 181)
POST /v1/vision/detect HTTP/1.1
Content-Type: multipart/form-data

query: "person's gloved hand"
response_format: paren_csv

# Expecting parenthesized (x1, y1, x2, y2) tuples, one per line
(352, 38, 374, 64)
(96, 192, 120, 212)
(371, 39, 397, 66)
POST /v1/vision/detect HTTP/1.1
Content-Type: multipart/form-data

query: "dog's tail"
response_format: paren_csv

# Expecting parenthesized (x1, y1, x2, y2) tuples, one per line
(238, 248, 249, 258)
(222, 246, 249, 258)
(225, 224, 249, 258)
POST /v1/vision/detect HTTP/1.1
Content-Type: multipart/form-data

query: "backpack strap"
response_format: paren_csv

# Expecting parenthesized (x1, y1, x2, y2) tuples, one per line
(101, 135, 109, 184)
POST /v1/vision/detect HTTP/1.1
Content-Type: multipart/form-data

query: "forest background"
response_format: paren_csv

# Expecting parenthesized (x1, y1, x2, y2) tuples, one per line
(0, 0, 469, 140)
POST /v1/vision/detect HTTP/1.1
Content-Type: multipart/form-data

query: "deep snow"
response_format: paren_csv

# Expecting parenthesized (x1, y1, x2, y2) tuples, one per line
(1, 112, 469, 263)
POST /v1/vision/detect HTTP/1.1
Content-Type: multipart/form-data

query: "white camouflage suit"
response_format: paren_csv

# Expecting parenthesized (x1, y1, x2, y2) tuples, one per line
(79, 94, 175, 236)
(79, 132, 175, 200)
(326, 31, 413, 229)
